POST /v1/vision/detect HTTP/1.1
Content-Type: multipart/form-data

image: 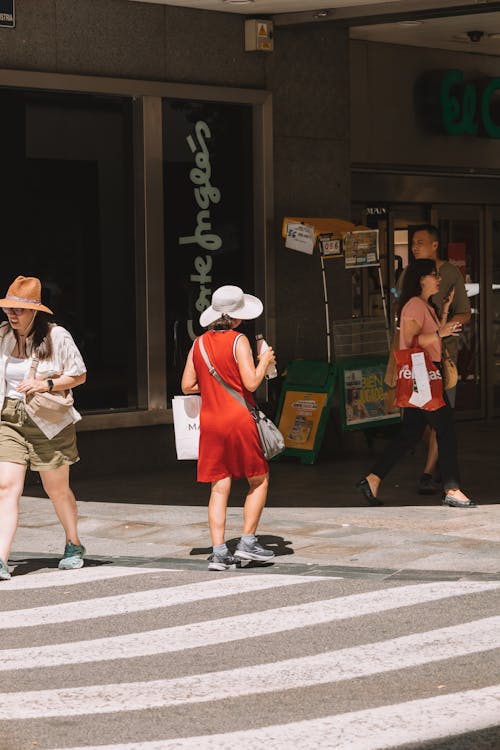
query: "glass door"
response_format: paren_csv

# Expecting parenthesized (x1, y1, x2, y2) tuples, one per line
(431, 205, 484, 417)
(351, 204, 429, 325)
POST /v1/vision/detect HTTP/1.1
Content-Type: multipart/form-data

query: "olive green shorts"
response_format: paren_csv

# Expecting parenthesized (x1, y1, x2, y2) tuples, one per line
(0, 397, 79, 471)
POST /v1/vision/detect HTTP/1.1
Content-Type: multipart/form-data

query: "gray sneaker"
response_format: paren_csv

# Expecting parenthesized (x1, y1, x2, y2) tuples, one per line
(207, 553, 240, 571)
(58, 542, 86, 570)
(234, 539, 275, 562)
(0, 558, 11, 580)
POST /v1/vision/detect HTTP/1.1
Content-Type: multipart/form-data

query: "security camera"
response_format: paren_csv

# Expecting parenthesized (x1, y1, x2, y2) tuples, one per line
(467, 30, 485, 43)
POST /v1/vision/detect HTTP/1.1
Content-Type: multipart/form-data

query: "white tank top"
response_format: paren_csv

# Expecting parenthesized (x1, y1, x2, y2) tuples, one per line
(5, 356, 28, 400)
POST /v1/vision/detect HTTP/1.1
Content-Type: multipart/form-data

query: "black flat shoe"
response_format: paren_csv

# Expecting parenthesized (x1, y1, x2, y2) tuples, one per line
(417, 473, 439, 496)
(442, 493, 477, 508)
(356, 478, 383, 507)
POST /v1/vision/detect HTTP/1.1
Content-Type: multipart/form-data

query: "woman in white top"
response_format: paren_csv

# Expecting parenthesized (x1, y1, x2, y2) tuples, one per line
(0, 276, 87, 580)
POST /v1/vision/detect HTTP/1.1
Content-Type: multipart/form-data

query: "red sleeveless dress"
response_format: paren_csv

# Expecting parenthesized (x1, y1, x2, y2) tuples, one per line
(193, 329, 268, 483)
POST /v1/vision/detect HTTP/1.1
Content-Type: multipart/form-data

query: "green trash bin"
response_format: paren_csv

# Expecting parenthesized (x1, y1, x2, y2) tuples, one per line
(275, 359, 337, 465)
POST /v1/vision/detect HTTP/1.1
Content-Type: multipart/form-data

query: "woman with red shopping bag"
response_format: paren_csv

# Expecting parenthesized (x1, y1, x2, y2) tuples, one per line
(356, 259, 476, 508)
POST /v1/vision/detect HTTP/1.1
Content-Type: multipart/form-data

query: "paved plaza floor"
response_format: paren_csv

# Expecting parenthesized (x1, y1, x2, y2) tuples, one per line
(13, 421, 500, 578)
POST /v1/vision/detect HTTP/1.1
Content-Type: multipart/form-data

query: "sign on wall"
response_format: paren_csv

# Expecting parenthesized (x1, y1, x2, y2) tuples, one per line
(163, 99, 254, 398)
(0, 0, 14, 28)
(417, 69, 500, 140)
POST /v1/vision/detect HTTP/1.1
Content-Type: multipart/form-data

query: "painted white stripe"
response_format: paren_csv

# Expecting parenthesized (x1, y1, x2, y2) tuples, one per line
(1, 615, 499, 719)
(0, 581, 497, 674)
(0, 566, 179, 591)
(0, 574, 332, 628)
(46, 684, 500, 750)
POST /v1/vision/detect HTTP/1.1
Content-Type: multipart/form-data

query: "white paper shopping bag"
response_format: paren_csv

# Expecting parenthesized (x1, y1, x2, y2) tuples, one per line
(172, 395, 201, 460)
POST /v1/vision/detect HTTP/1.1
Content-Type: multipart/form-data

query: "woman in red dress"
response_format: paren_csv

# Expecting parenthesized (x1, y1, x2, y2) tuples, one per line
(182, 285, 277, 571)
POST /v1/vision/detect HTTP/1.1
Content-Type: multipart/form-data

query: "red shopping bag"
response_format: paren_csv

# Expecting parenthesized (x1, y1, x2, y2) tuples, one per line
(394, 348, 445, 412)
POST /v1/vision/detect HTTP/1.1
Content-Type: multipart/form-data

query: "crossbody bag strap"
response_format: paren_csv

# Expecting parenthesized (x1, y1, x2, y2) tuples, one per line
(197, 335, 252, 411)
(28, 355, 39, 380)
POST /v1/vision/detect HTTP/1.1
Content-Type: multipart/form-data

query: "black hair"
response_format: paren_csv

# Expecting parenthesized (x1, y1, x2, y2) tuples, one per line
(398, 258, 437, 318)
(30, 313, 55, 359)
(208, 313, 238, 331)
(412, 224, 440, 245)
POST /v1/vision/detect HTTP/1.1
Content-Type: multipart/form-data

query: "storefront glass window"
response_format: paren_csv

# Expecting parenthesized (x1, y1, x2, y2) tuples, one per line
(439, 217, 481, 412)
(163, 99, 254, 399)
(493, 217, 500, 412)
(0, 89, 136, 413)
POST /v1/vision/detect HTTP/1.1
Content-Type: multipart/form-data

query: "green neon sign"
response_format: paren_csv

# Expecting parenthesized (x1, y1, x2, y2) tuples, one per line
(440, 69, 500, 139)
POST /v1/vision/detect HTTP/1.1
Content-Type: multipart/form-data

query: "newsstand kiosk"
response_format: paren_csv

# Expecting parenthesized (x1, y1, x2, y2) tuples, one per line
(274, 217, 400, 464)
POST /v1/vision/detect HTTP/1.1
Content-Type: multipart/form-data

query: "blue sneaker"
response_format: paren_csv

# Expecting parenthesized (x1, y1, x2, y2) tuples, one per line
(58, 542, 86, 570)
(0, 558, 11, 580)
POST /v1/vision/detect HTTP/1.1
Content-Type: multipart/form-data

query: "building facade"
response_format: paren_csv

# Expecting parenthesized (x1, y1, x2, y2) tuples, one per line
(1, 2, 498, 477)
(0, 0, 351, 476)
(351, 39, 500, 421)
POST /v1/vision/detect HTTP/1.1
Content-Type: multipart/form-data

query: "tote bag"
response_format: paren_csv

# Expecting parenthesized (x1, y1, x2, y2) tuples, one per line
(172, 395, 201, 460)
(394, 348, 446, 412)
(250, 406, 285, 461)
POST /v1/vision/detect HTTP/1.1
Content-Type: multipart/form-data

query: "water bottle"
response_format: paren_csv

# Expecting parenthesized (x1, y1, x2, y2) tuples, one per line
(255, 334, 278, 379)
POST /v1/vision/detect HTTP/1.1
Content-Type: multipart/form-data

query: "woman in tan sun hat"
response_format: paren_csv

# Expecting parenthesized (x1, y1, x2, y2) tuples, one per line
(0, 276, 87, 581)
(182, 285, 277, 572)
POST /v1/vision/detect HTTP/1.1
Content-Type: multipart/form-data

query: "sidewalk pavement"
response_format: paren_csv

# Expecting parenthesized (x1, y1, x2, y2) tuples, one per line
(12, 421, 500, 579)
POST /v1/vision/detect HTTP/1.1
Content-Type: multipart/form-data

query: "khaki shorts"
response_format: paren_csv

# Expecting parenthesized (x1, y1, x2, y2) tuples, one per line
(0, 397, 79, 471)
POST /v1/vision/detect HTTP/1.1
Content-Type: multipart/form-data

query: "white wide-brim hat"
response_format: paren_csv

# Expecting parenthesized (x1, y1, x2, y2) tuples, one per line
(200, 285, 263, 328)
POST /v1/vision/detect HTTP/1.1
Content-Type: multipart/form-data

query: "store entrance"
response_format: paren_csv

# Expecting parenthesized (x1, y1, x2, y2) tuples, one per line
(351, 201, 491, 419)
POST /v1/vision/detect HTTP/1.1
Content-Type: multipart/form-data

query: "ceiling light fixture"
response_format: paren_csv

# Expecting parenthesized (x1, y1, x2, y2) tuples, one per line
(313, 10, 330, 19)
(466, 30, 485, 42)
(397, 20, 423, 27)
(452, 30, 489, 43)
(222, 0, 255, 4)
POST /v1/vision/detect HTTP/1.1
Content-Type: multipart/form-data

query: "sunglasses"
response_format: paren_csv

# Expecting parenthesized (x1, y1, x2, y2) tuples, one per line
(2, 307, 27, 316)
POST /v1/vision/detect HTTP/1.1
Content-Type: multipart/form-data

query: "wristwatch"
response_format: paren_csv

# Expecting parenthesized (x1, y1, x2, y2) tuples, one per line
(47, 379, 54, 392)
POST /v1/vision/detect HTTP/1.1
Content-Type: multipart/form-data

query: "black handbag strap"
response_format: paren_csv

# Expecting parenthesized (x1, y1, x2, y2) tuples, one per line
(197, 335, 254, 413)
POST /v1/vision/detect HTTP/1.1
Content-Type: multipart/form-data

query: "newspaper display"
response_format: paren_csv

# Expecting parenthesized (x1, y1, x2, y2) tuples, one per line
(277, 390, 328, 451)
(344, 229, 379, 269)
(343, 362, 399, 428)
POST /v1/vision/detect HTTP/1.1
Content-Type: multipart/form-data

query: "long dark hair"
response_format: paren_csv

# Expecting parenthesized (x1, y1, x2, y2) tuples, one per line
(398, 259, 437, 318)
(30, 313, 54, 360)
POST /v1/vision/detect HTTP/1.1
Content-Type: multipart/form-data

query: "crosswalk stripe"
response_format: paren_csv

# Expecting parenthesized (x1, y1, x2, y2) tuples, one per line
(0, 581, 497, 673)
(1, 615, 498, 719)
(0, 574, 333, 629)
(0, 565, 179, 591)
(45, 683, 500, 750)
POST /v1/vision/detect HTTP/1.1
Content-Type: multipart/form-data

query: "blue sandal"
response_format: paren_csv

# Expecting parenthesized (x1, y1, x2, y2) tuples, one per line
(0, 558, 11, 580)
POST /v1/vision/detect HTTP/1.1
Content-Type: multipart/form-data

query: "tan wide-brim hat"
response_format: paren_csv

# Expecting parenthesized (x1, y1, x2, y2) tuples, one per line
(0, 276, 53, 315)
(200, 285, 263, 328)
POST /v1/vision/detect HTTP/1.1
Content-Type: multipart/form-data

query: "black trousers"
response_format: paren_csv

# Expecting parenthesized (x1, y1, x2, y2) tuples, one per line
(371, 401, 460, 491)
